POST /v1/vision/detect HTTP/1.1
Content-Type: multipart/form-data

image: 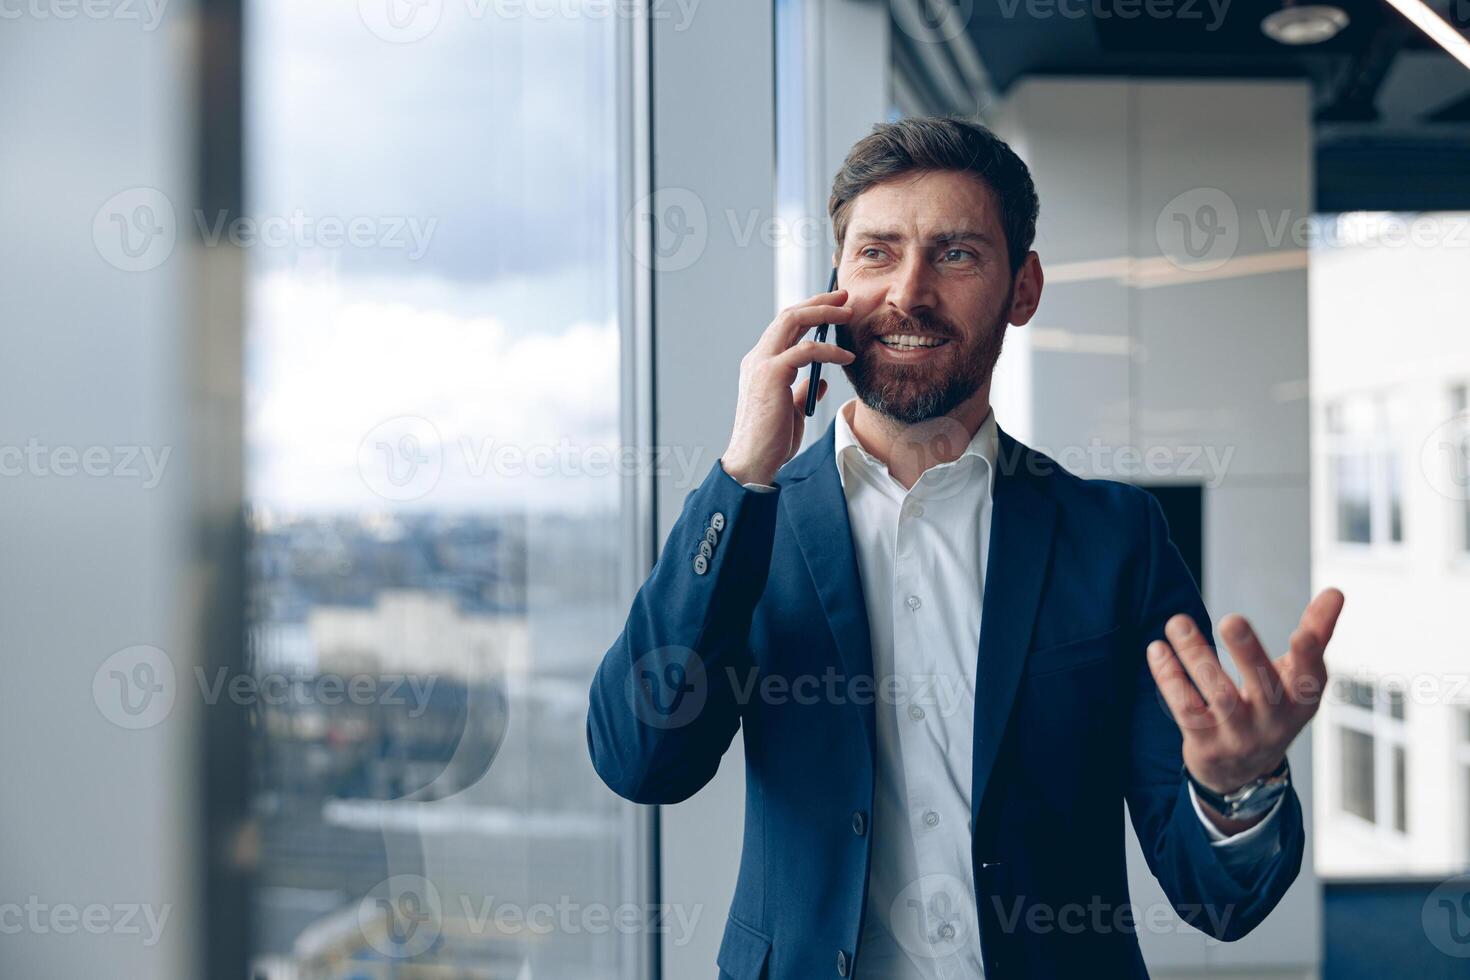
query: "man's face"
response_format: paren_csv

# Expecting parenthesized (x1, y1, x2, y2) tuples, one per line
(836, 170, 1018, 425)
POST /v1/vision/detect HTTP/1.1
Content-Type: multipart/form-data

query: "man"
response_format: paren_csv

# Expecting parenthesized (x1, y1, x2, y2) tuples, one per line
(587, 116, 1343, 978)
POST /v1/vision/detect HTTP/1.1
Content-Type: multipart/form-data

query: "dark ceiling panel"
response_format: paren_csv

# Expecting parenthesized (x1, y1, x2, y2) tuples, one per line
(955, 0, 1470, 209)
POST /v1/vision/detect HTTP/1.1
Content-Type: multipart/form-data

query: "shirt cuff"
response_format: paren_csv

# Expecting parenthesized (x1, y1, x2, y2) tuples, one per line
(741, 482, 778, 493)
(1188, 779, 1285, 847)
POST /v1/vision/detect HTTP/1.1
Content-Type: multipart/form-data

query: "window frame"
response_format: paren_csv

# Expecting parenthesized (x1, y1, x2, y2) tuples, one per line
(1324, 392, 1408, 554)
(1333, 676, 1411, 840)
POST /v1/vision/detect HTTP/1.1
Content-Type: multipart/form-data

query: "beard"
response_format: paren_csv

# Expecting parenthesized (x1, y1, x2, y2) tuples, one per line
(837, 294, 1011, 426)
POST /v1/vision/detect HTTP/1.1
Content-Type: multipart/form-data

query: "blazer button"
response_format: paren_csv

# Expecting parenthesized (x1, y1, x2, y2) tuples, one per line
(704, 526, 719, 547)
(836, 949, 850, 976)
(692, 554, 709, 575)
(698, 539, 713, 559)
(710, 511, 726, 531)
(851, 810, 866, 836)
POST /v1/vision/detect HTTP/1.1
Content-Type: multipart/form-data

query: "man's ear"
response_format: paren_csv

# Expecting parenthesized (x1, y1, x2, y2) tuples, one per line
(1007, 250, 1044, 326)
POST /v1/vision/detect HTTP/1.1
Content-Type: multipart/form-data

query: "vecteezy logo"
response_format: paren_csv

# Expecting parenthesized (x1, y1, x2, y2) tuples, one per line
(357, 415, 444, 502)
(627, 646, 707, 730)
(889, 873, 972, 961)
(623, 187, 707, 272)
(93, 187, 178, 273)
(359, 0, 443, 43)
(1155, 188, 1239, 273)
(1420, 411, 1470, 502)
(93, 645, 177, 729)
(1423, 874, 1470, 957)
(891, 0, 973, 44)
(359, 875, 444, 959)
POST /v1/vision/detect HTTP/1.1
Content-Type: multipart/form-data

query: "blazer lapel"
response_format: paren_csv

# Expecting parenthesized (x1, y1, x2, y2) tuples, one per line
(971, 427, 1057, 829)
(783, 423, 877, 759)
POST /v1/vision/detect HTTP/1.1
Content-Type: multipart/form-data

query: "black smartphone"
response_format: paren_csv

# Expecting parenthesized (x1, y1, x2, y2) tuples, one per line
(803, 266, 841, 417)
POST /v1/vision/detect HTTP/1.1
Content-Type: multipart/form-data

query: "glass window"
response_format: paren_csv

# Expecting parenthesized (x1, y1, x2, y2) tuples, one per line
(1386, 453, 1404, 543)
(775, 0, 812, 313)
(243, 5, 642, 978)
(1391, 745, 1407, 833)
(1326, 395, 1406, 547)
(1340, 727, 1376, 823)
(1387, 686, 1406, 721)
(1333, 453, 1373, 544)
(1453, 384, 1470, 553)
(1344, 679, 1377, 711)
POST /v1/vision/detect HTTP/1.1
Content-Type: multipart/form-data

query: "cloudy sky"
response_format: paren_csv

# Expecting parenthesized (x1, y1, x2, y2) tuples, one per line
(244, 0, 627, 513)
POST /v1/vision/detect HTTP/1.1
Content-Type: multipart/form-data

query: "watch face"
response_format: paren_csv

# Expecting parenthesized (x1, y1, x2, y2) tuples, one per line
(1228, 780, 1288, 819)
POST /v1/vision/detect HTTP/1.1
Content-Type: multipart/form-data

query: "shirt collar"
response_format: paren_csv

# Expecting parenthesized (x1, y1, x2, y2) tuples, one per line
(832, 396, 998, 499)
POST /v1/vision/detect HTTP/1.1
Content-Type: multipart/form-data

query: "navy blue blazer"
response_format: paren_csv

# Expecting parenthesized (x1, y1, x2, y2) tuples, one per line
(587, 420, 1304, 979)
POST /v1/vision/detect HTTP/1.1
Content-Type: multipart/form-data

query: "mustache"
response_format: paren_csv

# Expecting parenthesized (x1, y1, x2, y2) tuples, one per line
(853, 308, 958, 342)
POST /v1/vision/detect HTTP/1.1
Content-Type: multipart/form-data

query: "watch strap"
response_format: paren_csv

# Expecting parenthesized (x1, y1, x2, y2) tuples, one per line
(1185, 757, 1289, 819)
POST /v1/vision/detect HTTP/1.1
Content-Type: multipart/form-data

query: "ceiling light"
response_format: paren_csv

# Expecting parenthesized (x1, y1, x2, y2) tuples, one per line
(1261, 3, 1350, 45)
(1381, 0, 1470, 72)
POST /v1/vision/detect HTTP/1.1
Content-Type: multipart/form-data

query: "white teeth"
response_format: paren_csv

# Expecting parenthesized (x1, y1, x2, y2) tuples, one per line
(878, 334, 946, 349)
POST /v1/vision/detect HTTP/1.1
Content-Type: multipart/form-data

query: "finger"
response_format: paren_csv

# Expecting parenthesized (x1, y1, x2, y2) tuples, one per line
(1147, 640, 1215, 733)
(790, 376, 828, 412)
(1278, 589, 1341, 686)
(1164, 614, 1241, 721)
(1284, 623, 1328, 674)
(1217, 614, 1276, 702)
(770, 339, 856, 377)
(1274, 625, 1330, 716)
(1299, 587, 1345, 646)
(755, 302, 853, 357)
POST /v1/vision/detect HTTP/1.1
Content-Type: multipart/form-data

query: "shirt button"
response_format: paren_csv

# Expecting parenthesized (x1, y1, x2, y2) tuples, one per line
(908, 704, 925, 721)
(906, 595, 921, 611)
(851, 810, 867, 836)
(923, 810, 939, 828)
(907, 502, 925, 518)
(938, 922, 956, 941)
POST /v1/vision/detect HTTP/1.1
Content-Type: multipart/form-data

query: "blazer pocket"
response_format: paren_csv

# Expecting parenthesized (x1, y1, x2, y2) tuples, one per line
(1024, 625, 1121, 678)
(716, 914, 772, 980)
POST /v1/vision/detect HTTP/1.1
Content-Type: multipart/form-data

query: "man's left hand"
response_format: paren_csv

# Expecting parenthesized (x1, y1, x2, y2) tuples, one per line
(1146, 588, 1346, 833)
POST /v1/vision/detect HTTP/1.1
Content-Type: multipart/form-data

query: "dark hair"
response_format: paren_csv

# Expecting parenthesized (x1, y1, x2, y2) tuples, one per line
(828, 116, 1039, 276)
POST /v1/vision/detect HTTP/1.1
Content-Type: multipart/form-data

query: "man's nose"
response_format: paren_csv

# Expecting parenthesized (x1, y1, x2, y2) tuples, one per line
(885, 254, 937, 317)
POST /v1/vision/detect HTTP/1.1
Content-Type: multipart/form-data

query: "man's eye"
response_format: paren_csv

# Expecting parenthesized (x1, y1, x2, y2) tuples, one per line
(860, 247, 885, 260)
(941, 248, 974, 262)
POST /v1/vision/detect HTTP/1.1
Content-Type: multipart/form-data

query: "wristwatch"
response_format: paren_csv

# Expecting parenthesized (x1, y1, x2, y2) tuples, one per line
(1184, 758, 1290, 821)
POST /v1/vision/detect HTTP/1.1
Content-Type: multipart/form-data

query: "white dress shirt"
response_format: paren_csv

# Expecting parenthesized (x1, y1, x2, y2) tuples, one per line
(745, 397, 1283, 977)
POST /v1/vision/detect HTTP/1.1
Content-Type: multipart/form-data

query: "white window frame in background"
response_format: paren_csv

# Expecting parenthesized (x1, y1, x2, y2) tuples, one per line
(1334, 677, 1411, 841)
(1324, 393, 1408, 553)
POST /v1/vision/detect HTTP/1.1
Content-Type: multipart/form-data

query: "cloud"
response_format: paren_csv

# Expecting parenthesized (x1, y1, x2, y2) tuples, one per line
(246, 269, 620, 513)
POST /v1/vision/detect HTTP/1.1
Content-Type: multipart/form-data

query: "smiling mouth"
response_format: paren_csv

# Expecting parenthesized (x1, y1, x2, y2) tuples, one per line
(876, 333, 950, 351)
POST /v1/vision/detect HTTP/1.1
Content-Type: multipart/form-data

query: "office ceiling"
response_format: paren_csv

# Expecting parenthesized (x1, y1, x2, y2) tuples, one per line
(955, 0, 1470, 210)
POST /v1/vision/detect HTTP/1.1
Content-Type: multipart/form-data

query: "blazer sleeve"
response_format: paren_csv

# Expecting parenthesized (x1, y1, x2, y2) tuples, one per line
(586, 458, 780, 805)
(1123, 489, 1306, 942)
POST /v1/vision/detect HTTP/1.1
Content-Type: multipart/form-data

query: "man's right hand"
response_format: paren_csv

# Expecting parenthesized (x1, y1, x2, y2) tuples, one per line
(720, 287, 855, 487)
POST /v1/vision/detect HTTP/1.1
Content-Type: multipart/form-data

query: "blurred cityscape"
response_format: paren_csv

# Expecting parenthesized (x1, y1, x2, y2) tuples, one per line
(245, 509, 637, 980)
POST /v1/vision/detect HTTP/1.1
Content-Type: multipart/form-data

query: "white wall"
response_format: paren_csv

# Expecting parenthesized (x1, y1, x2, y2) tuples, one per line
(998, 77, 1319, 979)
